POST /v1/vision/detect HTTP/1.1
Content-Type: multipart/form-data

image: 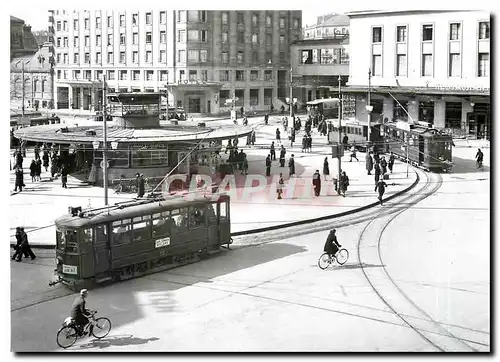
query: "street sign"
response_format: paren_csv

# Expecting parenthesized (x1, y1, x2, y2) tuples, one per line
(100, 160, 110, 169)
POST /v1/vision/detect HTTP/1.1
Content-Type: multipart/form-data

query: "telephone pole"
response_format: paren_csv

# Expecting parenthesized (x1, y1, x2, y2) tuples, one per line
(337, 75, 342, 193)
(102, 75, 108, 206)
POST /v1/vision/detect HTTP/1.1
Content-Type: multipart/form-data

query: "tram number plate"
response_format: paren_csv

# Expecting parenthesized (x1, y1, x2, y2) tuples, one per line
(62, 264, 78, 275)
(155, 237, 171, 248)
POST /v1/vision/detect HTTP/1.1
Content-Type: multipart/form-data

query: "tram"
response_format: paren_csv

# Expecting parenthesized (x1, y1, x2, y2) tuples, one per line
(50, 193, 232, 290)
(381, 121, 453, 172)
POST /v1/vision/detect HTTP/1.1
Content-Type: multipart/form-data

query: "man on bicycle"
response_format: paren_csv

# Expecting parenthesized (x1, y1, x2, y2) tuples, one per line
(324, 229, 342, 260)
(70, 289, 92, 336)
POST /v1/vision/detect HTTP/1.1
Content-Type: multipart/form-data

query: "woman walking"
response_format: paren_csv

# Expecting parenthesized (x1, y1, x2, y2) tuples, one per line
(323, 157, 330, 181)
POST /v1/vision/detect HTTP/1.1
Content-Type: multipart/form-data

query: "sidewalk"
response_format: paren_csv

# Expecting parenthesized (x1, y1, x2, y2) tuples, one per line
(9, 117, 417, 247)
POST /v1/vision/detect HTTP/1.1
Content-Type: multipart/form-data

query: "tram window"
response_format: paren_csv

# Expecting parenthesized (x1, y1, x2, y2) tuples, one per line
(152, 212, 171, 238)
(132, 220, 150, 242)
(112, 219, 132, 245)
(188, 207, 205, 228)
(207, 204, 218, 225)
(81, 228, 93, 244)
(66, 229, 78, 253)
(171, 208, 188, 232)
(56, 228, 66, 250)
(95, 224, 108, 244)
(219, 201, 228, 220)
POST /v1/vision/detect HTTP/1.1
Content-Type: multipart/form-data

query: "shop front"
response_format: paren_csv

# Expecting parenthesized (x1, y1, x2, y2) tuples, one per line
(168, 81, 222, 115)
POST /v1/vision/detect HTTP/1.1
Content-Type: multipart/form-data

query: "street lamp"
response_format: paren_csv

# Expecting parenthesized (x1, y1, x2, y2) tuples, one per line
(288, 68, 296, 118)
(367, 68, 372, 150)
(337, 74, 343, 194)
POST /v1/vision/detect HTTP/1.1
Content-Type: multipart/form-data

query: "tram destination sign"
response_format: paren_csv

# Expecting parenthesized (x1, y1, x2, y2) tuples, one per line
(62, 264, 78, 275)
(155, 237, 171, 248)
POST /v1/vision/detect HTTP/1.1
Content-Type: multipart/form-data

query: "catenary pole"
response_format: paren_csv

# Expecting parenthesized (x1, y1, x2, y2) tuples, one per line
(102, 75, 108, 206)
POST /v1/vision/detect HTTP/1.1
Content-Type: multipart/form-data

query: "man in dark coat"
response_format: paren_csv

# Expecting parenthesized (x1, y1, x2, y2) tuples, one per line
(301, 135, 307, 153)
(279, 145, 286, 167)
(34, 145, 40, 160)
(71, 289, 91, 336)
(290, 128, 295, 147)
(312, 170, 321, 197)
(281, 105, 285, 116)
(342, 134, 349, 150)
(380, 156, 387, 175)
(251, 129, 256, 145)
(241, 154, 249, 175)
(35, 158, 42, 181)
(375, 179, 388, 204)
(476, 148, 484, 168)
(29, 160, 37, 182)
(276, 128, 281, 143)
(14, 166, 24, 192)
(339, 171, 349, 197)
(264, 113, 269, 125)
(20, 227, 36, 260)
(307, 135, 312, 152)
(366, 151, 374, 175)
(324, 229, 341, 259)
(323, 157, 330, 181)
(270, 142, 276, 161)
(16, 149, 23, 168)
(265, 155, 272, 176)
(374, 162, 381, 184)
(61, 164, 68, 188)
(288, 154, 295, 177)
(42, 151, 50, 171)
(136, 173, 145, 198)
(388, 152, 395, 173)
(12, 227, 29, 261)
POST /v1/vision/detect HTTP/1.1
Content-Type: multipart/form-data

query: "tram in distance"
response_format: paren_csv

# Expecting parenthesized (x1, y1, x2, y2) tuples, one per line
(380, 121, 453, 172)
(50, 193, 232, 290)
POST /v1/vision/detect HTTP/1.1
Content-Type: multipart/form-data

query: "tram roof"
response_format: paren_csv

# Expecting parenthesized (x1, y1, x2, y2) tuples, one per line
(55, 194, 230, 229)
(107, 92, 161, 104)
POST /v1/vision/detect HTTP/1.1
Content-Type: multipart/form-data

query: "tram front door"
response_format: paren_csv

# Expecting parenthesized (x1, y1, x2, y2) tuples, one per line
(93, 224, 111, 277)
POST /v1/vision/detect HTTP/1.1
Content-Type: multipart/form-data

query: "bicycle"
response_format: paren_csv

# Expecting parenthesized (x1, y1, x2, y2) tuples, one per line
(318, 248, 349, 269)
(56, 310, 112, 349)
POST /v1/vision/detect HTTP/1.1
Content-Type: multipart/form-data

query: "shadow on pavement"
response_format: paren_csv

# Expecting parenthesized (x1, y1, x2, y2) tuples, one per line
(76, 334, 160, 350)
(317, 262, 384, 271)
(451, 156, 490, 174)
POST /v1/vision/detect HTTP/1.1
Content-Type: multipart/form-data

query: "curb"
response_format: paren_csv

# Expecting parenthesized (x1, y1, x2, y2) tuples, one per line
(14, 168, 420, 249)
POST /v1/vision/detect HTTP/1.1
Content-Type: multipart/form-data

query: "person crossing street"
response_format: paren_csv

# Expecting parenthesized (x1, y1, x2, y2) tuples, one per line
(375, 179, 388, 205)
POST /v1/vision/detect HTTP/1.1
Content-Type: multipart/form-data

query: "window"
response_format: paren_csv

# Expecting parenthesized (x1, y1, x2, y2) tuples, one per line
(479, 22, 490, 39)
(264, 70, 272, 81)
(222, 32, 228, 43)
(237, 51, 244, 63)
(279, 17, 285, 29)
(397, 26, 407, 42)
(107, 52, 113, 64)
(159, 70, 168, 81)
(145, 51, 152, 63)
(160, 31, 166, 43)
(266, 15, 272, 26)
(449, 53, 461, 77)
(222, 52, 228, 63)
(133, 33, 138, 44)
(107, 34, 113, 46)
(112, 220, 132, 245)
(56, 53, 61, 63)
(132, 51, 138, 63)
(95, 35, 101, 46)
(160, 11, 166, 24)
(73, 19, 78, 30)
(293, 18, 299, 29)
(84, 18, 89, 29)
(132, 13, 138, 25)
(266, 33, 272, 46)
(95, 52, 101, 63)
(279, 35, 285, 47)
(320, 49, 333, 64)
(200, 30, 207, 42)
(238, 31, 244, 43)
(189, 70, 197, 81)
(372, 27, 382, 43)
(96, 17, 101, 28)
(188, 10, 200, 22)
(83, 36, 88, 47)
(179, 70, 185, 81)
(73, 53, 79, 63)
(152, 212, 171, 238)
(74, 36, 79, 47)
(280, 52, 286, 61)
(237, 12, 244, 24)
(177, 30, 186, 42)
(445, 102, 462, 128)
(160, 50, 166, 62)
(119, 70, 127, 80)
(177, 10, 186, 22)
(57, 37, 61, 47)
(252, 33, 258, 44)
(84, 53, 90, 64)
(145, 12, 152, 24)
(252, 51, 259, 63)
(422, 54, 433, 76)
(219, 70, 229, 82)
(396, 54, 407, 76)
(372, 54, 382, 76)
(188, 49, 199, 62)
(120, 51, 126, 63)
(178, 49, 186, 62)
(250, 89, 259, 106)
(201, 70, 208, 82)
(146, 32, 152, 43)
(132, 216, 151, 243)
(57, 21, 61, 31)
(132, 70, 140, 80)
(236, 70, 245, 81)
(107, 16, 113, 28)
(188, 30, 199, 41)
(252, 14, 258, 26)
(120, 33, 126, 45)
(266, 51, 272, 63)
(450, 23, 461, 40)
(222, 12, 228, 25)
(478, 53, 489, 77)
(264, 89, 272, 105)
(423, 25, 433, 41)
(63, 53, 68, 64)
(200, 49, 207, 62)
(63, 21, 67, 31)
(145, 70, 154, 81)
(95, 70, 103, 80)
(250, 70, 258, 81)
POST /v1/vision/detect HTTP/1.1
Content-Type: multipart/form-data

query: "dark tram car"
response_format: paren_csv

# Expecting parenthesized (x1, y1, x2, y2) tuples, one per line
(382, 121, 453, 172)
(51, 194, 231, 290)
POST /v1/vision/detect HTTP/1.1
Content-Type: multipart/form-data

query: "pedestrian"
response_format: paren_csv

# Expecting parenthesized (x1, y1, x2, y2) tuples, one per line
(42, 150, 49, 171)
(225, 139, 232, 154)
(312, 170, 321, 197)
(301, 135, 307, 153)
(380, 156, 387, 175)
(61, 164, 68, 188)
(374, 162, 381, 184)
(290, 128, 295, 147)
(283, 117, 288, 132)
(374, 151, 380, 164)
(238, 150, 246, 171)
(88, 162, 97, 185)
(349, 146, 359, 162)
(279, 145, 286, 167)
(288, 154, 295, 177)
(35, 158, 42, 181)
(20, 227, 36, 260)
(366, 151, 374, 175)
(12, 227, 29, 261)
(339, 171, 349, 197)
(16, 149, 23, 168)
(233, 136, 239, 149)
(277, 173, 284, 199)
(342, 134, 349, 150)
(270, 142, 276, 161)
(307, 134, 312, 152)
(281, 105, 285, 116)
(375, 179, 388, 204)
(388, 152, 395, 173)
(251, 129, 256, 145)
(136, 173, 145, 198)
(242, 154, 249, 175)
(29, 160, 37, 182)
(323, 157, 330, 180)
(264, 113, 269, 125)
(270, 104, 275, 114)
(265, 155, 272, 177)
(14, 166, 24, 192)
(243, 116, 248, 126)
(34, 144, 40, 160)
(476, 148, 484, 169)
(276, 128, 281, 144)
(240, 106, 244, 118)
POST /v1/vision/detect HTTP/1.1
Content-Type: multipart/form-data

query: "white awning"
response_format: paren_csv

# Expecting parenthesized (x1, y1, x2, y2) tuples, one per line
(306, 98, 340, 106)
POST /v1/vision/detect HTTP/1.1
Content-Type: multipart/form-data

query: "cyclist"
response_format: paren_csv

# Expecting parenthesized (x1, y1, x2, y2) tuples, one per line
(70, 289, 92, 336)
(323, 229, 342, 260)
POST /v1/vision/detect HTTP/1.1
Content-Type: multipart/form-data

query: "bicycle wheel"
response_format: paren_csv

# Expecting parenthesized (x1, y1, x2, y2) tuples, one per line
(91, 317, 112, 339)
(336, 249, 349, 265)
(318, 253, 331, 270)
(56, 326, 78, 349)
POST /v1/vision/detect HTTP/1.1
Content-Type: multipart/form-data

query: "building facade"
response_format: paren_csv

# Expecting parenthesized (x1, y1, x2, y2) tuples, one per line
(346, 10, 490, 139)
(48, 9, 302, 115)
(10, 16, 38, 61)
(302, 13, 349, 40)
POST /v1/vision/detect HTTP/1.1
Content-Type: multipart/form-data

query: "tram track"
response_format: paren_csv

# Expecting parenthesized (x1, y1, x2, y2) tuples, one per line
(356, 171, 488, 351)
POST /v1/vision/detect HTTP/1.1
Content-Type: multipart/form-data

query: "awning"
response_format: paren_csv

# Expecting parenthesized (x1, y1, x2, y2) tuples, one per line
(307, 98, 340, 106)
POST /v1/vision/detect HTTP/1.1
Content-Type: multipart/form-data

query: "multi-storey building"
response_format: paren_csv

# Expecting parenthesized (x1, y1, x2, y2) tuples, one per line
(10, 16, 38, 60)
(345, 10, 490, 139)
(48, 9, 302, 115)
(291, 14, 349, 105)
